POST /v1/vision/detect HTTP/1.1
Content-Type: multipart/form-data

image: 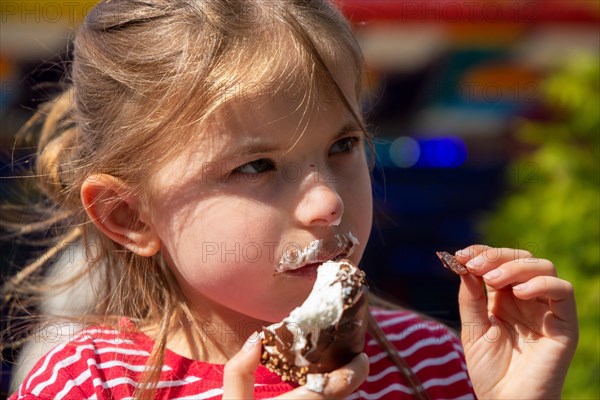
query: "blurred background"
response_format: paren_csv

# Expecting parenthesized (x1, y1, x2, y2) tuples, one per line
(1, 1, 599, 398)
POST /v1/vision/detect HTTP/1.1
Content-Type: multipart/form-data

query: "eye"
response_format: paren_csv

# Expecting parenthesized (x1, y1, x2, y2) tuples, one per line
(329, 136, 361, 155)
(233, 158, 276, 175)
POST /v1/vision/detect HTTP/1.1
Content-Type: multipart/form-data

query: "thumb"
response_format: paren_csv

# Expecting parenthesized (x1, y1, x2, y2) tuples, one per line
(222, 332, 262, 400)
(458, 273, 489, 346)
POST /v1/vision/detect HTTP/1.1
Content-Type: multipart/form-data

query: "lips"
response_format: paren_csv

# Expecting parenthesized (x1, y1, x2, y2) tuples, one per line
(275, 232, 359, 274)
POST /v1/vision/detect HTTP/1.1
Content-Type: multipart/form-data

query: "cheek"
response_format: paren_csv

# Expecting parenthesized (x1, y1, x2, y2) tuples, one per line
(154, 198, 305, 320)
(346, 159, 373, 247)
(161, 198, 279, 268)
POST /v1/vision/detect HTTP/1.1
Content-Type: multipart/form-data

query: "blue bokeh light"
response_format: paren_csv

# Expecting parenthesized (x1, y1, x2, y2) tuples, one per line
(382, 136, 467, 168)
(419, 137, 467, 168)
(389, 136, 420, 168)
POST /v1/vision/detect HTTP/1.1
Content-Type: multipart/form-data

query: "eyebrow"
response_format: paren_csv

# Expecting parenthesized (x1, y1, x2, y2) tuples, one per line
(243, 122, 362, 155)
(240, 142, 279, 156)
(334, 121, 363, 140)
(216, 121, 363, 165)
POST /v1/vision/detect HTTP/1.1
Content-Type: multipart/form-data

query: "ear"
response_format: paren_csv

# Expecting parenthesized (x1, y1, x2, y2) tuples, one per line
(80, 174, 160, 257)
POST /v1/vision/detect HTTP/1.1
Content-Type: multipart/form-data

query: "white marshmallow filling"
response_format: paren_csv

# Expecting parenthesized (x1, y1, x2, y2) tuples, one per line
(264, 261, 360, 367)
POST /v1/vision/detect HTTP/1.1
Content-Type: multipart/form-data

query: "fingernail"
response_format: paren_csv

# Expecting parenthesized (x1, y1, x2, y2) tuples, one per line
(305, 373, 328, 393)
(513, 283, 528, 291)
(243, 332, 260, 352)
(466, 256, 484, 269)
(483, 269, 502, 280)
(455, 248, 469, 257)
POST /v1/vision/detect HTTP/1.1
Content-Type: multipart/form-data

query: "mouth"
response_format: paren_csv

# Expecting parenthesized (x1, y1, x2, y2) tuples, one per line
(275, 232, 359, 274)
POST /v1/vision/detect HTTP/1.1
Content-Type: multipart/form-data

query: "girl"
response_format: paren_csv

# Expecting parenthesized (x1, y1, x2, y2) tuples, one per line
(3, 0, 578, 399)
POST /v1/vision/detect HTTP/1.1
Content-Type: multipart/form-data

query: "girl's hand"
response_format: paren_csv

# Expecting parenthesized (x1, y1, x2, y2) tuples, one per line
(222, 332, 369, 399)
(456, 245, 578, 399)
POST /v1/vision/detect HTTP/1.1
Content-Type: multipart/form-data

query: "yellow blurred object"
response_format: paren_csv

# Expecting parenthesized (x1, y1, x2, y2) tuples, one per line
(446, 23, 525, 48)
(1, 0, 98, 24)
(0, 56, 14, 78)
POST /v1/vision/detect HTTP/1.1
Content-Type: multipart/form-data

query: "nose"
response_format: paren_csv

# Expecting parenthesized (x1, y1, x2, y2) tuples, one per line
(295, 184, 344, 227)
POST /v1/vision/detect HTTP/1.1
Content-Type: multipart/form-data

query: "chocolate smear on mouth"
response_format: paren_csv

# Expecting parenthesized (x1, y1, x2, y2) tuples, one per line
(436, 251, 469, 275)
(260, 260, 369, 385)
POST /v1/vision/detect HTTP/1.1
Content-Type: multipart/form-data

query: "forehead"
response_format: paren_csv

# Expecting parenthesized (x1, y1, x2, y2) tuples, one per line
(225, 66, 359, 129)
(209, 69, 361, 160)
(219, 47, 360, 115)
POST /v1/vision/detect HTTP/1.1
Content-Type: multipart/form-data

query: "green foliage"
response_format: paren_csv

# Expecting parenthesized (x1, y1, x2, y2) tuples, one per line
(479, 54, 600, 399)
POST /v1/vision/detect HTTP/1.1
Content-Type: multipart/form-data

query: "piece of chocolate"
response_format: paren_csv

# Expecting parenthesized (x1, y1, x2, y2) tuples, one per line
(261, 260, 369, 385)
(436, 251, 469, 275)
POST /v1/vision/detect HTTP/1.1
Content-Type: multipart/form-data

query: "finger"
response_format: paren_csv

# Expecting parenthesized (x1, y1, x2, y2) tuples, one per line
(222, 332, 262, 399)
(512, 276, 577, 323)
(461, 247, 534, 275)
(481, 258, 557, 289)
(458, 273, 489, 344)
(275, 353, 369, 399)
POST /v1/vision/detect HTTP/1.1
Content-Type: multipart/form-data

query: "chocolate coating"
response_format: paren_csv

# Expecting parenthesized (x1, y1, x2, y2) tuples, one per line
(436, 251, 469, 275)
(260, 261, 369, 385)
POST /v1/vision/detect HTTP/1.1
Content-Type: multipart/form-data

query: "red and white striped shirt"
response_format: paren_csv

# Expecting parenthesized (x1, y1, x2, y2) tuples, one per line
(11, 308, 475, 399)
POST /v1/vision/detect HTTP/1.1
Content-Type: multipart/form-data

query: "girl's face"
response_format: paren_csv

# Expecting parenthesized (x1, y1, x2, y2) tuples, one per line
(149, 77, 372, 327)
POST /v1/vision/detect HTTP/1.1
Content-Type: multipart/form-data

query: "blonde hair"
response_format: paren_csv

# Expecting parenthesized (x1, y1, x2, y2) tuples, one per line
(3, 0, 370, 398)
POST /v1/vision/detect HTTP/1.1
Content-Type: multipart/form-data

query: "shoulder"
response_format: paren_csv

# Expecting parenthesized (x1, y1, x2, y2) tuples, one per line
(10, 321, 149, 400)
(352, 307, 475, 400)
